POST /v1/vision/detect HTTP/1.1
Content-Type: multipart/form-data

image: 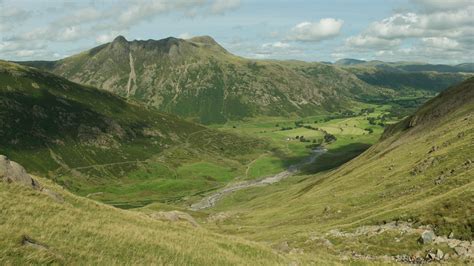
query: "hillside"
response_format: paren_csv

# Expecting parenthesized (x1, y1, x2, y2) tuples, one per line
(0, 169, 285, 264)
(18, 36, 394, 124)
(335, 59, 474, 73)
(0, 60, 268, 207)
(200, 78, 474, 263)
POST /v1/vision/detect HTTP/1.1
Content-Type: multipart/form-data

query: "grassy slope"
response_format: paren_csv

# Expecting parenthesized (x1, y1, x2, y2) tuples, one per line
(0, 60, 268, 206)
(202, 79, 473, 262)
(342, 65, 470, 96)
(0, 177, 285, 265)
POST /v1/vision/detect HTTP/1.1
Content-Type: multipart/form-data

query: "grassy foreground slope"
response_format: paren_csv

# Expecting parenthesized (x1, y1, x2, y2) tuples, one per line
(0, 176, 285, 265)
(0, 60, 267, 206)
(206, 78, 473, 262)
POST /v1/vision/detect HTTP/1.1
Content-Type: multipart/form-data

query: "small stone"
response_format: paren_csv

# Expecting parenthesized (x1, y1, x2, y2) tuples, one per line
(448, 231, 454, 239)
(427, 252, 436, 260)
(419, 230, 436, 244)
(436, 249, 444, 259)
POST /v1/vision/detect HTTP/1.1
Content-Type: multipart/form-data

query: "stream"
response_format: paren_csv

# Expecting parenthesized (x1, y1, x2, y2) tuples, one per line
(189, 147, 327, 210)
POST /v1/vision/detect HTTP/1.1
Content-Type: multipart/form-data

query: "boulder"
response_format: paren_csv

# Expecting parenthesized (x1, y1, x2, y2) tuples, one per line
(419, 230, 436, 244)
(21, 235, 48, 250)
(427, 252, 436, 260)
(0, 155, 40, 189)
(149, 211, 199, 227)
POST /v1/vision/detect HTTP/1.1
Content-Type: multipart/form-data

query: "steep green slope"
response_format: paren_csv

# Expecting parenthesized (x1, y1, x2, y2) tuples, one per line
(346, 67, 468, 95)
(202, 78, 473, 263)
(0, 61, 266, 205)
(19, 36, 389, 124)
(0, 174, 285, 265)
(335, 58, 474, 73)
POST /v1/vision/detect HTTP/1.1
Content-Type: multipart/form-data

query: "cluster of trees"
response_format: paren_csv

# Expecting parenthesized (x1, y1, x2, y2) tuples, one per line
(359, 107, 375, 115)
(324, 133, 337, 143)
(295, 135, 311, 143)
(367, 116, 385, 127)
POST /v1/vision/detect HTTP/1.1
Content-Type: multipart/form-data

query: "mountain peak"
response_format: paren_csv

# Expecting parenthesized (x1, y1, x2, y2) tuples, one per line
(188, 35, 218, 45)
(113, 35, 128, 43)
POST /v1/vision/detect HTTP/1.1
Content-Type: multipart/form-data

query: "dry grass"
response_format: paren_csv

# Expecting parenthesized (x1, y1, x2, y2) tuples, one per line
(0, 177, 286, 265)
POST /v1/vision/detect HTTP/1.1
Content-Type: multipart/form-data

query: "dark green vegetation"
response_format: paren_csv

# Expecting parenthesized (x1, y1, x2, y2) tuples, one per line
(199, 78, 473, 264)
(18, 36, 471, 124)
(0, 60, 268, 207)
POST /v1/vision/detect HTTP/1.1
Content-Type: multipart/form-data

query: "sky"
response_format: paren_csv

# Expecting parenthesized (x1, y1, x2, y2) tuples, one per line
(0, 0, 473, 64)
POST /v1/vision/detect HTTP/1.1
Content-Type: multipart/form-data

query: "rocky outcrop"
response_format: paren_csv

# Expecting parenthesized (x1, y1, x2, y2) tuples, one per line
(1, 155, 64, 203)
(0, 155, 40, 189)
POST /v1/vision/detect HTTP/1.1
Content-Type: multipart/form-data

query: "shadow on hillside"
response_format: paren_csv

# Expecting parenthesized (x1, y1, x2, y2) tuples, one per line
(290, 143, 371, 197)
(266, 142, 371, 179)
(300, 142, 371, 175)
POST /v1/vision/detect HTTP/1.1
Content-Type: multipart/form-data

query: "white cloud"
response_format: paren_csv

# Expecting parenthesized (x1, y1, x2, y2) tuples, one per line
(422, 37, 460, 50)
(262, 41, 290, 49)
(287, 18, 344, 42)
(211, 0, 241, 14)
(345, 35, 400, 50)
(342, 0, 473, 63)
(0, 6, 31, 32)
(1, 0, 244, 60)
(54, 7, 103, 27)
(178, 32, 193, 39)
(412, 0, 472, 11)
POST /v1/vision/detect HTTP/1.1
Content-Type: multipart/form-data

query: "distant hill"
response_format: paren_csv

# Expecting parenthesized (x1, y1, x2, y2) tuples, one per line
(335, 58, 474, 73)
(0, 60, 263, 200)
(17, 38, 472, 123)
(334, 58, 367, 65)
(334, 59, 472, 94)
(16, 36, 392, 124)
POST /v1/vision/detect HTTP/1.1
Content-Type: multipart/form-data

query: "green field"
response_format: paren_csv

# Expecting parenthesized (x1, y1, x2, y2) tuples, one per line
(211, 103, 395, 179)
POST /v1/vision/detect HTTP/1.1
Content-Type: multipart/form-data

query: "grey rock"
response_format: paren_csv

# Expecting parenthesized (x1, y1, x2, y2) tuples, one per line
(419, 230, 436, 244)
(0, 155, 40, 189)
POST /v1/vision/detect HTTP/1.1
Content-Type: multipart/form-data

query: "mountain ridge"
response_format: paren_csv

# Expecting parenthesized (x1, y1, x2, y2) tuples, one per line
(16, 36, 472, 124)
